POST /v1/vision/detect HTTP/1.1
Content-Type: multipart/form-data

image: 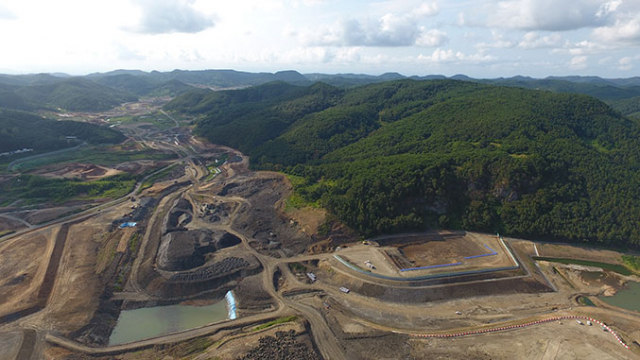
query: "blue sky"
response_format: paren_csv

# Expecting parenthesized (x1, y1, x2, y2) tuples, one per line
(0, 0, 639, 77)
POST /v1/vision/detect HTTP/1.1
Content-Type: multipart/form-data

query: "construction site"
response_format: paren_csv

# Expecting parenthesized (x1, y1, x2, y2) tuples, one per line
(0, 99, 639, 360)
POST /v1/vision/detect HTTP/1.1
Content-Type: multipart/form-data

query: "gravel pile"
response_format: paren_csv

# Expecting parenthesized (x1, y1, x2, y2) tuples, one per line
(169, 257, 250, 282)
(239, 330, 320, 360)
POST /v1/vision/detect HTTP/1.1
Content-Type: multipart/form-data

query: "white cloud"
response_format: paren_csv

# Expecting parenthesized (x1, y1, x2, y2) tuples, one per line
(596, 0, 622, 18)
(302, 15, 417, 47)
(130, 0, 216, 34)
(229, 46, 367, 67)
(303, 15, 431, 47)
(618, 56, 633, 70)
(416, 29, 448, 47)
(569, 40, 603, 55)
(0, 0, 637, 77)
(593, 13, 640, 44)
(178, 49, 205, 62)
(419, 48, 496, 64)
(598, 56, 613, 65)
(518, 32, 562, 49)
(476, 31, 515, 50)
(412, 2, 439, 17)
(300, 2, 441, 47)
(551, 40, 607, 56)
(428, 48, 456, 62)
(569, 55, 588, 70)
(484, 0, 618, 31)
(616, 55, 640, 71)
(457, 12, 466, 26)
(370, 0, 439, 18)
(0, 4, 15, 19)
(116, 44, 147, 61)
(292, 0, 330, 6)
(282, 47, 336, 64)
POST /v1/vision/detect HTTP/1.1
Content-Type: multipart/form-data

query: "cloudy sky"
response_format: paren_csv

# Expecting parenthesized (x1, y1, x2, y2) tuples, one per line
(0, 0, 639, 77)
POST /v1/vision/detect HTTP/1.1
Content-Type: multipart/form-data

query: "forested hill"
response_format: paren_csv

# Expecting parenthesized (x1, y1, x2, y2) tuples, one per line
(0, 108, 125, 152)
(168, 80, 640, 248)
(0, 78, 138, 112)
(13, 78, 137, 111)
(2, 70, 639, 117)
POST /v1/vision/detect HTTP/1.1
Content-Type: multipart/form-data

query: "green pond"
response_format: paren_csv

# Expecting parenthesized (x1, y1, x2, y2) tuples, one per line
(109, 300, 229, 345)
(598, 281, 640, 312)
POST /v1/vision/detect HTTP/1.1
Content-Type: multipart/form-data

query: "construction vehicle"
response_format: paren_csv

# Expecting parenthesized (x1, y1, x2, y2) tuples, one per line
(306, 272, 317, 282)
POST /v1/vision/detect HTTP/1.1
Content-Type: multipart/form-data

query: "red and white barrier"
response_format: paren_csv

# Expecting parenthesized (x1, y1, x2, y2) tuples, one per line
(413, 315, 629, 349)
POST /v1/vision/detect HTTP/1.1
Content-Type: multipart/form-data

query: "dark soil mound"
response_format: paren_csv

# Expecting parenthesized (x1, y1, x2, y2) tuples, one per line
(157, 230, 214, 271)
(239, 330, 320, 360)
(157, 230, 243, 272)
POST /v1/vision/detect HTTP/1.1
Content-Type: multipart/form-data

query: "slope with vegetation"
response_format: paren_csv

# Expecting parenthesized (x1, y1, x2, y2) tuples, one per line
(168, 79, 640, 248)
(14, 78, 137, 111)
(0, 173, 138, 205)
(606, 96, 640, 120)
(88, 69, 311, 88)
(0, 77, 137, 112)
(90, 74, 196, 97)
(0, 108, 125, 153)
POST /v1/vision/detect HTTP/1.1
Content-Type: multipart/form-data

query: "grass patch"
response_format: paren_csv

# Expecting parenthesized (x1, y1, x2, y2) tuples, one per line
(252, 316, 298, 332)
(552, 266, 575, 289)
(578, 296, 596, 307)
(113, 272, 124, 292)
(203, 154, 229, 182)
(283, 174, 322, 211)
(288, 263, 307, 273)
(621, 255, 640, 272)
(284, 192, 313, 211)
(590, 139, 614, 154)
(109, 112, 176, 130)
(0, 151, 45, 172)
(0, 230, 15, 238)
(95, 233, 118, 274)
(166, 337, 214, 357)
(0, 173, 139, 205)
(128, 232, 140, 254)
(208, 154, 229, 168)
(534, 257, 634, 276)
(139, 164, 180, 192)
(10, 146, 176, 172)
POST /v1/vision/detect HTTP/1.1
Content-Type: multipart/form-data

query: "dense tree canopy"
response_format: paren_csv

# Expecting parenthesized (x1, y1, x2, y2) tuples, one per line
(168, 79, 640, 248)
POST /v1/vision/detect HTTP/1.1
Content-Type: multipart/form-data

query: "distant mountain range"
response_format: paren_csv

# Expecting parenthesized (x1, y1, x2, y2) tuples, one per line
(0, 69, 639, 117)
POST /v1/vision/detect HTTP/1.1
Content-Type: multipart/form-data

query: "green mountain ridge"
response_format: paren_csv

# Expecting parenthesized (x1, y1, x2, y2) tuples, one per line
(91, 74, 197, 97)
(169, 79, 640, 248)
(14, 77, 138, 111)
(3, 70, 640, 117)
(0, 77, 138, 112)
